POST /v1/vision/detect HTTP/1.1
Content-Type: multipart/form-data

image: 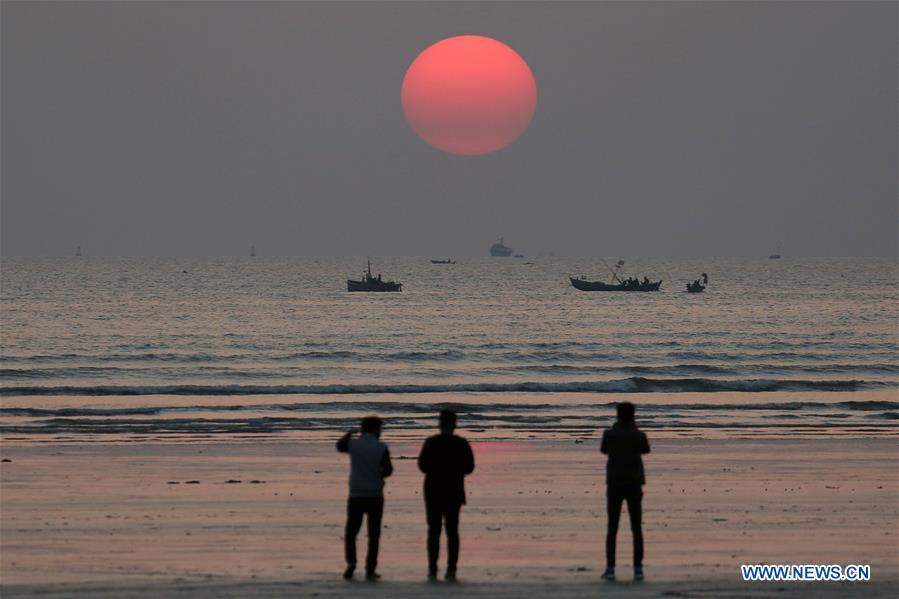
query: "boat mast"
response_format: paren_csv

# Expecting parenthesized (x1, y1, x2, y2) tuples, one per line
(600, 258, 623, 284)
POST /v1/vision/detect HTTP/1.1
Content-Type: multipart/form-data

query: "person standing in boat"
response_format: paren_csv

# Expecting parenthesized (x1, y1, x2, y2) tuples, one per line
(600, 402, 650, 582)
(337, 417, 393, 581)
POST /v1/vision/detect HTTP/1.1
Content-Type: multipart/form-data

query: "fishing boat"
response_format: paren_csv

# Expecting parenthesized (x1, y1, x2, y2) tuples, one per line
(430, 258, 456, 264)
(570, 277, 661, 292)
(769, 254, 781, 259)
(490, 237, 513, 257)
(347, 259, 402, 292)
(686, 273, 708, 293)
(569, 259, 661, 292)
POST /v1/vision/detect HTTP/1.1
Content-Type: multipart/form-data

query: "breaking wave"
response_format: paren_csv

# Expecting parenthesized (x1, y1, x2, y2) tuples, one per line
(2, 399, 895, 418)
(0, 377, 885, 397)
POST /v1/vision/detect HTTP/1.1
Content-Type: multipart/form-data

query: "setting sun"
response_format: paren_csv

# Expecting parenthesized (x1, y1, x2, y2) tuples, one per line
(401, 35, 537, 155)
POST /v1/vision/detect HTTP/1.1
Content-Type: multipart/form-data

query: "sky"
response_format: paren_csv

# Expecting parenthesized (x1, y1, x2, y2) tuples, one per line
(1, 1, 896, 257)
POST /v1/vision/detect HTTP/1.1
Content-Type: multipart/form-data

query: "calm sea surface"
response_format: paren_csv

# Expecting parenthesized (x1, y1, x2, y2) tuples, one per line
(1, 257, 896, 440)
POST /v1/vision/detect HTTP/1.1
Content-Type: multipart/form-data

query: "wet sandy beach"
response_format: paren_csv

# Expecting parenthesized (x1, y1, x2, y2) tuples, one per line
(2, 436, 895, 596)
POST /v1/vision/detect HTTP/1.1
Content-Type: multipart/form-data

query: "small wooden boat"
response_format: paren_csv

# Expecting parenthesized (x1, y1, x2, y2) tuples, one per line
(570, 277, 661, 292)
(686, 273, 708, 293)
(570, 259, 661, 292)
(347, 259, 402, 292)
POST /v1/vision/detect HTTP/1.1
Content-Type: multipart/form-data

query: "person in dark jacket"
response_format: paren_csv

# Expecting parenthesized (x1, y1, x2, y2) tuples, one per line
(600, 401, 650, 582)
(417, 409, 475, 581)
(337, 416, 393, 581)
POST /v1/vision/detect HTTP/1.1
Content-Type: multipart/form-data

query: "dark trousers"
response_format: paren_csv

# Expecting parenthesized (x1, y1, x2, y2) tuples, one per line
(425, 498, 462, 571)
(606, 485, 643, 568)
(345, 496, 384, 573)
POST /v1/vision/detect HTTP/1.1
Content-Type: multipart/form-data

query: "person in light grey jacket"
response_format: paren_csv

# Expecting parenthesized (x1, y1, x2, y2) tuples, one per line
(337, 416, 393, 580)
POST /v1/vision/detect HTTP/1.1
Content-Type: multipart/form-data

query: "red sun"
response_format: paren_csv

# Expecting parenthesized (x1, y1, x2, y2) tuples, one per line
(401, 35, 537, 156)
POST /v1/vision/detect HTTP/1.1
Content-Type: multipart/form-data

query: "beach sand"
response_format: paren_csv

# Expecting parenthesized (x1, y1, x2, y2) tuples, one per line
(1, 436, 896, 597)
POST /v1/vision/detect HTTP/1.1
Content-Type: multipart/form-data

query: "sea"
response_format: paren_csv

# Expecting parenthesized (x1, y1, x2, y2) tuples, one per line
(1, 257, 896, 442)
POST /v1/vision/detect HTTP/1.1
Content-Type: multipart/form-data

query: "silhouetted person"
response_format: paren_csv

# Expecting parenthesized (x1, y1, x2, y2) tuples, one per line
(337, 416, 393, 581)
(600, 402, 650, 582)
(418, 409, 475, 581)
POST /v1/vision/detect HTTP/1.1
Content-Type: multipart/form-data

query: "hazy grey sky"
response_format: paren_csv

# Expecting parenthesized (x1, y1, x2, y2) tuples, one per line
(2, 1, 896, 257)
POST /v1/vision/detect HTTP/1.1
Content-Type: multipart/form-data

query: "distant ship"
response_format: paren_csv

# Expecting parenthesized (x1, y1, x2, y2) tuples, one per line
(75, 246, 82, 257)
(347, 258, 402, 292)
(250, 245, 256, 257)
(769, 254, 781, 259)
(490, 237, 513, 257)
(430, 258, 455, 264)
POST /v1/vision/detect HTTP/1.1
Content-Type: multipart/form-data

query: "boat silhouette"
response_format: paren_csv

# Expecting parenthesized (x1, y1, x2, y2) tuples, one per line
(570, 277, 661, 292)
(490, 237, 513, 257)
(686, 273, 708, 293)
(570, 259, 661, 292)
(347, 259, 402, 292)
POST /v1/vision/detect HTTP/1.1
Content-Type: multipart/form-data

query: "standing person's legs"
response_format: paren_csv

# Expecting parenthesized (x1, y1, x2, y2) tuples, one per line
(425, 497, 442, 574)
(444, 502, 462, 572)
(625, 489, 643, 568)
(345, 498, 365, 570)
(365, 497, 384, 575)
(606, 487, 625, 568)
